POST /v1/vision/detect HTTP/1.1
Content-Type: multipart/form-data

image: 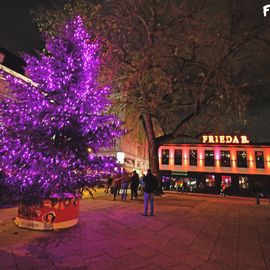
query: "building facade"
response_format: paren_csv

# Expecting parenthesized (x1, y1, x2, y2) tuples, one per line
(159, 135, 270, 197)
(100, 105, 149, 176)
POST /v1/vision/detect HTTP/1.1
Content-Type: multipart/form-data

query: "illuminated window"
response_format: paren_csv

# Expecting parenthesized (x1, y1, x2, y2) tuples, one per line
(205, 175, 215, 187)
(239, 176, 249, 189)
(161, 149, 169, 165)
(255, 151, 264, 168)
(237, 151, 248, 168)
(174, 149, 182, 165)
(220, 151, 231, 167)
(116, 152, 125, 164)
(205, 150, 215, 166)
(189, 150, 197, 166)
(221, 175, 231, 187)
(189, 179, 197, 191)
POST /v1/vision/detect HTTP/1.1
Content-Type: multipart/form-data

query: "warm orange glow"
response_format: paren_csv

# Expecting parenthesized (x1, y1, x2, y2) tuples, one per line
(159, 144, 270, 176)
(267, 157, 270, 168)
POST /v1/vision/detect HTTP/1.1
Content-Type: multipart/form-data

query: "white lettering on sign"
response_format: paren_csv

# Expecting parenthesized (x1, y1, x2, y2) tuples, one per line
(263, 4, 270, 17)
(202, 135, 250, 144)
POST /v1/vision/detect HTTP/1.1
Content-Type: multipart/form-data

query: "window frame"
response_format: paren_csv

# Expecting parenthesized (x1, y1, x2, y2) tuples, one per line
(204, 150, 215, 167)
(236, 150, 248, 168)
(161, 149, 170, 165)
(174, 149, 182, 165)
(220, 150, 231, 167)
(239, 176, 249, 189)
(189, 149, 197, 166)
(255, 151, 265, 169)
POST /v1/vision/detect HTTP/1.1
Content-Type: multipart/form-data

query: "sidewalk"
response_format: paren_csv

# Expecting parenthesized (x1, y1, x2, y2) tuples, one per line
(165, 190, 270, 204)
(0, 191, 270, 270)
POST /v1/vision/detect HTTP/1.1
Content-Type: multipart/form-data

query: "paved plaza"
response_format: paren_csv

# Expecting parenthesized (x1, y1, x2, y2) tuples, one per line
(0, 191, 270, 270)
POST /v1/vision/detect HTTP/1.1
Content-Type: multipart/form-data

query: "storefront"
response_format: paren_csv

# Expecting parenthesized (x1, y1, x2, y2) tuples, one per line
(159, 135, 270, 197)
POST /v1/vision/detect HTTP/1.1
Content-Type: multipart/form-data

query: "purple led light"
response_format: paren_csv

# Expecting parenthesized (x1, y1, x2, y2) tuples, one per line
(0, 16, 123, 205)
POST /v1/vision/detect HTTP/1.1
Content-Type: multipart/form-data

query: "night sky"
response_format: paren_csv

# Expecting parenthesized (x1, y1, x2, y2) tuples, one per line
(1, 0, 270, 142)
(0, 0, 57, 55)
(1, 0, 269, 56)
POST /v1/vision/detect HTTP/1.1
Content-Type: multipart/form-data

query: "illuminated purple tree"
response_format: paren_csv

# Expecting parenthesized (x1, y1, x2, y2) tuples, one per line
(0, 16, 123, 205)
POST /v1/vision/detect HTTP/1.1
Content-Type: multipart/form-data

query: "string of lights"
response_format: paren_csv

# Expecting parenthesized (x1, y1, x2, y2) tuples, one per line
(0, 16, 124, 205)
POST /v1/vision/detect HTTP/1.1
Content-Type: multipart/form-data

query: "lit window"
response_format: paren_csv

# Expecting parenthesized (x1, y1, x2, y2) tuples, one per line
(189, 179, 197, 191)
(205, 175, 215, 187)
(161, 149, 169, 165)
(205, 150, 215, 166)
(221, 175, 231, 188)
(189, 150, 197, 166)
(237, 151, 248, 168)
(116, 152, 125, 164)
(220, 151, 231, 167)
(239, 176, 249, 189)
(255, 151, 264, 168)
(174, 149, 182, 165)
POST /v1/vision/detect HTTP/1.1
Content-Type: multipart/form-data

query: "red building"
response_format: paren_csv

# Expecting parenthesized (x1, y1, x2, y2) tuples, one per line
(159, 135, 270, 196)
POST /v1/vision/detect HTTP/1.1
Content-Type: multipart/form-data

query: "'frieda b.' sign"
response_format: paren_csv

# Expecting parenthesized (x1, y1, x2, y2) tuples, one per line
(202, 135, 250, 144)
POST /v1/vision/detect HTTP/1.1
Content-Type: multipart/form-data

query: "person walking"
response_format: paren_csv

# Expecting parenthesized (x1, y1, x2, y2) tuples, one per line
(130, 170, 140, 200)
(142, 169, 158, 216)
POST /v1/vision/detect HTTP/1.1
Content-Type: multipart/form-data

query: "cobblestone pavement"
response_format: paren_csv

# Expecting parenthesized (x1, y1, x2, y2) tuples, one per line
(0, 191, 270, 270)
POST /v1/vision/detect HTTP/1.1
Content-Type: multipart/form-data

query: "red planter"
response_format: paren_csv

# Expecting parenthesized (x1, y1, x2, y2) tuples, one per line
(15, 193, 80, 230)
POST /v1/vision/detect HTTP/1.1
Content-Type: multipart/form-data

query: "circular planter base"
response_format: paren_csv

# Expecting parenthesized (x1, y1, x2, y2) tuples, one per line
(15, 193, 80, 230)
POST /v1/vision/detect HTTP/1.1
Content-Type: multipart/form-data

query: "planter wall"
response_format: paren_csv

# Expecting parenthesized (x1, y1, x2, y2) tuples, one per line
(15, 193, 80, 230)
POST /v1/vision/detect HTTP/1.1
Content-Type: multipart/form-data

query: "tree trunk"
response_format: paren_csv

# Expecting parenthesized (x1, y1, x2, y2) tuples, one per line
(143, 113, 159, 175)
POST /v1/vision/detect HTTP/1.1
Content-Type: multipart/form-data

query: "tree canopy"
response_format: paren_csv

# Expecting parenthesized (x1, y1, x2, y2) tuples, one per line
(0, 16, 123, 204)
(33, 0, 270, 173)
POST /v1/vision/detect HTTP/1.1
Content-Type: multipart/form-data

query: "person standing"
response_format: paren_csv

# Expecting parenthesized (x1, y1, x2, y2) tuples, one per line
(142, 169, 158, 216)
(104, 174, 113, 195)
(121, 172, 130, 200)
(130, 170, 140, 200)
(182, 181, 188, 194)
(220, 182, 226, 197)
(111, 174, 122, 201)
(253, 181, 262, 206)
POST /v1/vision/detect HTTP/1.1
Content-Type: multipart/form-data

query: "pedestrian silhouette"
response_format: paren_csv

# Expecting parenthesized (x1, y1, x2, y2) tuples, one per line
(130, 170, 140, 200)
(142, 169, 158, 216)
